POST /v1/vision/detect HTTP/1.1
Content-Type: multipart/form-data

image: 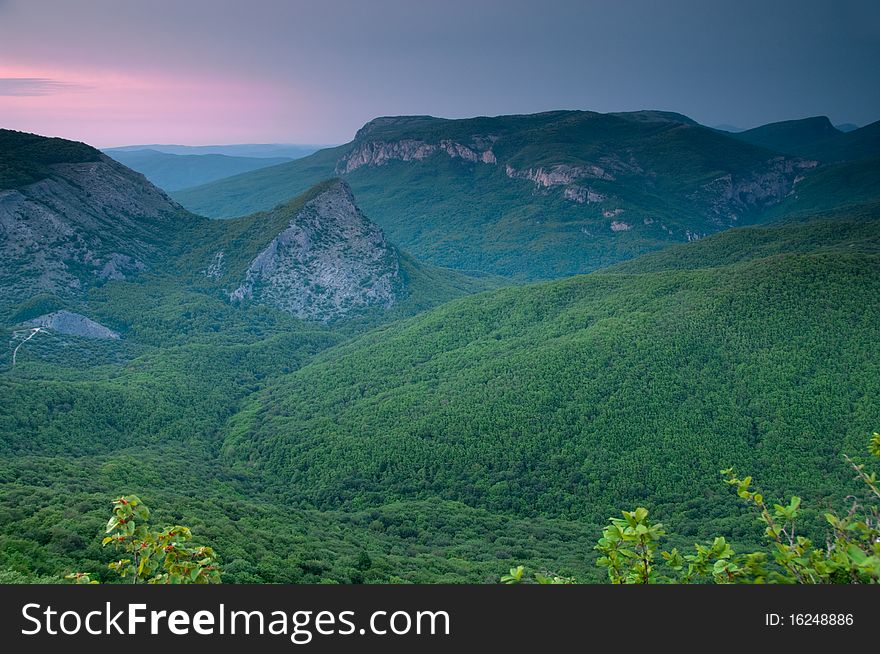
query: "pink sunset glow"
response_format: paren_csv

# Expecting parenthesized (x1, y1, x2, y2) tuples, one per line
(0, 63, 298, 147)
(0, 1, 875, 147)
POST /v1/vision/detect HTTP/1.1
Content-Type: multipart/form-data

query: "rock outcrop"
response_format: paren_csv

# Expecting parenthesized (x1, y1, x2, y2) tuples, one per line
(230, 180, 401, 321)
(338, 138, 497, 174)
(27, 310, 120, 339)
(505, 163, 615, 186)
(563, 185, 606, 203)
(691, 157, 819, 225)
(0, 153, 192, 305)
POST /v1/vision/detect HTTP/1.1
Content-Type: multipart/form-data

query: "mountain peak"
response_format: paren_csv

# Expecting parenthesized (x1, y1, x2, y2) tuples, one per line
(731, 116, 841, 155)
(228, 179, 401, 321)
(0, 128, 101, 190)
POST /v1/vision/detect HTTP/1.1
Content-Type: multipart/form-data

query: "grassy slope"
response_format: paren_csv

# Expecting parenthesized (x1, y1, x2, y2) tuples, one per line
(609, 202, 880, 273)
(173, 146, 348, 218)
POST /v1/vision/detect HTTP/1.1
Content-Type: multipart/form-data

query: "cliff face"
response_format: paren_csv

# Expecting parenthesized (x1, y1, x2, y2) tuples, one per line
(230, 180, 401, 321)
(334, 114, 816, 224)
(691, 157, 819, 225)
(0, 154, 191, 304)
(338, 137, 497, 174)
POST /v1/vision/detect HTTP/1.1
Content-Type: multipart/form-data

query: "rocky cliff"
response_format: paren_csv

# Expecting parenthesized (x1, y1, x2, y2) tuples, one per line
(0, 146, 193, 306)
(333, 113, 815, 223)
(229, 180, 401, 321)
(690, 157, 818, 225)
(338, 137, 497, 174)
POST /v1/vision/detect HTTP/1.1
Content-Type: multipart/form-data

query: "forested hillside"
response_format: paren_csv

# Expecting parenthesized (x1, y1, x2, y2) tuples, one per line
(219, 207, 880, 530)
(2, 127, 879, 585)
(174, 111, 832, 279)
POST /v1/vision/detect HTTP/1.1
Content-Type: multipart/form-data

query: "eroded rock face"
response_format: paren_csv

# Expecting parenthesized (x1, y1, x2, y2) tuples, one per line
(230, 181, 401, 321)
(28, 310, 120, 339)
(563, 185, 606, 204)
(505, 163, 615, 186)
(338, 137, 497, 173)
(0, 155, 189, 305)
(691, 157, 819, 225)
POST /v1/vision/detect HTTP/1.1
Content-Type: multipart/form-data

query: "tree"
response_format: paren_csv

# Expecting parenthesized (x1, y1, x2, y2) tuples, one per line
(504, 432, 880, 584)
(67, 495, 221, 584)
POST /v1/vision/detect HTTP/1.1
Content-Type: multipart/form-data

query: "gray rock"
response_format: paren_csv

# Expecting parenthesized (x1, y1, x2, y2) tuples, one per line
(0, 155, 192, 306)
(338, 138, 497, 174)
(27, 310, 120, 339)
(230, 181, 401, 322)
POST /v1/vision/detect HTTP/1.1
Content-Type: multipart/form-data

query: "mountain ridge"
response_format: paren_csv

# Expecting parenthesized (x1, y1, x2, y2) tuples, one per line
(104, 148, 294, 191)
(174, 110, 820, 279)
(1, 130, 494, 325)
(730, 116, 880, 162)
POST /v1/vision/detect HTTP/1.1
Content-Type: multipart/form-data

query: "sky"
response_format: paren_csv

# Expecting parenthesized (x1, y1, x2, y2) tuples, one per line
(0, 0, 878, 147)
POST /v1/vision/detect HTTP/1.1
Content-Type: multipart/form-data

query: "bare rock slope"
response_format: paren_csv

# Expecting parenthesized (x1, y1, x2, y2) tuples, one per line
(0, 151, 192, 306)
(27, 310, 119, 339)
(229, 180, 401, 321)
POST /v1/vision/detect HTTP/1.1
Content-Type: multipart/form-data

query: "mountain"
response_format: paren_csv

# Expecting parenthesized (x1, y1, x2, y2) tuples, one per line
(219, 203, 880, 529)
(835, 123, 860, 133)
(730, 116, 842, 156)
(0, 129, 195, 313)
(180, 178, 492, 322)
(1, 130, 491, 325)
(174, 110, 819, 279)
(801, 120, 880, 162)
(731, 116, 880, 162)
(104, 149, 293, 191)
(105, 143, 324, 159)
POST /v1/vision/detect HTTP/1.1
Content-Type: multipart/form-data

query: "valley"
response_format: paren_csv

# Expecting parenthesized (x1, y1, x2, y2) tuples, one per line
(1, 110, 878, 584)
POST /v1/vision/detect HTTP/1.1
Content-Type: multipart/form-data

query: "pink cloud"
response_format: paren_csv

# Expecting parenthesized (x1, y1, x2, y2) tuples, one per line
(0, 63, 295, 147)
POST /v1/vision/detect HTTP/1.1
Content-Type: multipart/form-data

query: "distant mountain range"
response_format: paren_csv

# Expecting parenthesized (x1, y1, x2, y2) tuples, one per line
(103, 143, 328, 192)
(173, 110, 876, 279)
(103, 149, 294, 191)
(105, 143, 326, 158)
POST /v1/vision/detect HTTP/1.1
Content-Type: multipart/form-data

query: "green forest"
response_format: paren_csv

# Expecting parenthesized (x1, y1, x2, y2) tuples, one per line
(3, 202, 879, 583)
(2, 116, 879, 585)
